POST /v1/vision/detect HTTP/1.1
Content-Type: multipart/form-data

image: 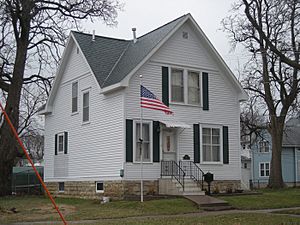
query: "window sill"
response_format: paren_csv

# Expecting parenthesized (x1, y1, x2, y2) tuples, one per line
(82, 121, 90, 126)
(201, 161, 223, 165)
(132, 161, 153, 164)
(71, 112, 79, 116)
(96, 190, 104, 193)
(170, 102, 201, 108)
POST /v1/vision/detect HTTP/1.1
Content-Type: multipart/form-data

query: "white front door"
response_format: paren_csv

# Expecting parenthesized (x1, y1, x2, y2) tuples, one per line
(162, 129, 176, 161)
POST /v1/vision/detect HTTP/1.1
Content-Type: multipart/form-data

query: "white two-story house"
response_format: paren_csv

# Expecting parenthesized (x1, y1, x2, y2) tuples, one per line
(40, 14, 247, 199)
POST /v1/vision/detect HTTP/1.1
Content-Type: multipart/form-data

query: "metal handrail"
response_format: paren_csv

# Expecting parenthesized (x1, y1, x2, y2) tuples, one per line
(161, 160, 185, 191)
(179, 161, 204, 190)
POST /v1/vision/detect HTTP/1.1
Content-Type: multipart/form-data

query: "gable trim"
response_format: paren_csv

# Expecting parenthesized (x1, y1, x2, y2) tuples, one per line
(42, 32, 102, 114)
(103, 14, 247, 101)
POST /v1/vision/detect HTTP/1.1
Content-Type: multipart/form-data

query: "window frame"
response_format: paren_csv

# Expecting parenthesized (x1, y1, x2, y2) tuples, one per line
(259, 162, 270, 177)
(58, 182, 64, 192)
(57, 133, 64, 154)
(71, 81, 78, 114)
(169, 67, 202, 106)
(133, 120, 153, 163)
(96, 181, 104, 193)
(82, 90, 90, 123)
(200, 124, 223, 164)
(259, 141, 270, 153)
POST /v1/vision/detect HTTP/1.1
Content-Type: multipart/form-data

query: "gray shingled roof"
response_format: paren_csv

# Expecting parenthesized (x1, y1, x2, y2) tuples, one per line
(72, 14, 187, 88)
(283, 118, 300, 147)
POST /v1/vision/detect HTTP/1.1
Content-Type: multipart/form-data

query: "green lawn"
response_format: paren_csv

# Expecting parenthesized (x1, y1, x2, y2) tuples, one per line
(1, 188, 300, 224)
(218, 188, 300, 210)
(88, 213, 300, 225)
(0, 196, 199, 224)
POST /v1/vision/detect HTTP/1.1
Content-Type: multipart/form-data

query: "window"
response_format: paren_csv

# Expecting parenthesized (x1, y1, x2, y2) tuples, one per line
(260, 162, 270, 177)
(170, 68, 201, 105)
(259, 141, 270, 152)
(244, 163, 248, 169)
(72, 82, 78, 113)
(58, 182, 64, 192)
(82, 91, 89, 122)
(202, 127, 221, 162)
(188, 71, 200, 105)
(171, 69, 184, 103)
(96, 181, 104, 193)
(135, 122, 151, 162)
(58, 134, 64, 153)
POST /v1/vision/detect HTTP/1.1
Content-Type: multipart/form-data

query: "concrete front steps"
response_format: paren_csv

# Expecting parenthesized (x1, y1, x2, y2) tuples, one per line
(184, 195, 234, 211)
(159, 178, 205, 196)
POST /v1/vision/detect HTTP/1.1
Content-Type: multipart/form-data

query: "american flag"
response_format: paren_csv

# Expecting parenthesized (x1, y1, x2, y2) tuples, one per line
(141, 85, 173, 115)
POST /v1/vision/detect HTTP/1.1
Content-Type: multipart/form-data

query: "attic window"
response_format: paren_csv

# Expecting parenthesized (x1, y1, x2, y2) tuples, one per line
(182, 31, 189, 39)
(76, 47, 79, 54)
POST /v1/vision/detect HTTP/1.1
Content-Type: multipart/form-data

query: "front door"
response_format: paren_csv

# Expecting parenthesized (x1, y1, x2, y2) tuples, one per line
(162, 129, 176, 161)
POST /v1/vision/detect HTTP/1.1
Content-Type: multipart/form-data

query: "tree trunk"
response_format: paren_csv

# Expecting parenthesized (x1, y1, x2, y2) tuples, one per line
(0, 41, 28, 196)
(268, 117, 285, 188)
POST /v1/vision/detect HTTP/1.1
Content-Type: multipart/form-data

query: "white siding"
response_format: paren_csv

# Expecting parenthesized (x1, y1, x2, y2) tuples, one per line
(44, 43, 124, 182)
(124, 21, 241, 181)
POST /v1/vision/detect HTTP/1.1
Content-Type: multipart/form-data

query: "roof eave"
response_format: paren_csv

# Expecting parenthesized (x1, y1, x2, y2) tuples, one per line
(100, 82, 126, 94)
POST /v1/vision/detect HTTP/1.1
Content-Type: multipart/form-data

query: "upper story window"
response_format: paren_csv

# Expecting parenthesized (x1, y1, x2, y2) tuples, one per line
(72, 82, 78, 113)
(188, 71, 200, 105)
(171, 69, 184, 103)
(170, 68, 201, 105)
(135, 122, 152, 163)
(259, 141, 270, 153)
(82, 91, 90, 122)
(202, 126, 221, 163)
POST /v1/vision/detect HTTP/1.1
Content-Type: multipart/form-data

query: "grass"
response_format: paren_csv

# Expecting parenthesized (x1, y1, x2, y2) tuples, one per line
(1, 188, 300, 224)
(0, 196, 199, 224)
(87, 213, 300, 225)
(218, 187, 300, 210)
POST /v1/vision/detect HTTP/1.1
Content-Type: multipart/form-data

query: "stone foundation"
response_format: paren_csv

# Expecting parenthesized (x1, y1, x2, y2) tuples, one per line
(203, 180, 241, 194)
(45, 180, 158, 200)
(46, 179, 240, 199)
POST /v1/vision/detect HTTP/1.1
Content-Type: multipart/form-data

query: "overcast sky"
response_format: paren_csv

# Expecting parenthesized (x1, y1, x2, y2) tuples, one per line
(83, 0, 248, 76)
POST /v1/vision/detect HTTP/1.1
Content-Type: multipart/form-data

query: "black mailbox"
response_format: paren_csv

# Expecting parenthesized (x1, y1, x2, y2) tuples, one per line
(204, 172, 214, 195)
(204, 172, 214, 183)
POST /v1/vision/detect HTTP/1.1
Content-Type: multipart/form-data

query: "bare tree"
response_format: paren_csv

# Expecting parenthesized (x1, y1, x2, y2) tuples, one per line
(0, 0, 122, 196)
(223, 0, 300, 188)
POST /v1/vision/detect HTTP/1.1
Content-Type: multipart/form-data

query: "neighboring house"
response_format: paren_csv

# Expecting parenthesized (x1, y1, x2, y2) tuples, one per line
(241, 138, 252, 190)
(250, 118, 300, 188)
(40, 14, 247, 199)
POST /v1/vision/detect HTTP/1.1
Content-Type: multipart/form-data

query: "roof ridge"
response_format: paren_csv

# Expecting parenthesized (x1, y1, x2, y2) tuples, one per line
(71, 30, 129, 42)
(101, 42, 131, 88)
(137, 14, 188, 39)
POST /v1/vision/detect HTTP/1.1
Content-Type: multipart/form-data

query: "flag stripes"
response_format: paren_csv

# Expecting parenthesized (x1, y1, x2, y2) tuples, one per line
(140, 85, 173, 115)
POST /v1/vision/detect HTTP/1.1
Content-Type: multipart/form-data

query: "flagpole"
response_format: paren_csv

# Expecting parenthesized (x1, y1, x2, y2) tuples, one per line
(139, 74, 144, 203)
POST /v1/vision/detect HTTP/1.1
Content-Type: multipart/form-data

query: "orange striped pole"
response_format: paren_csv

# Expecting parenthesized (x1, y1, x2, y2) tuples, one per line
(0, 102, 67, 225)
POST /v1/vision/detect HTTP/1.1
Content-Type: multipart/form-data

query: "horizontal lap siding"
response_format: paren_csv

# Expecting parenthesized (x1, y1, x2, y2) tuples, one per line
(124, 22, 241, 181)
(44, 44, 124, 182)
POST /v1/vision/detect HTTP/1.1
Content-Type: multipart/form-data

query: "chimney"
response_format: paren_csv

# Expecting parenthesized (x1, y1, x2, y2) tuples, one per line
(92, 30, 95, 42)
(132, 28, 137, 43)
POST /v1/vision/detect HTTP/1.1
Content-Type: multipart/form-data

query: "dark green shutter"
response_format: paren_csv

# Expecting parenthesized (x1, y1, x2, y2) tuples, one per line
(223, 126, 229, 164)
(193, 124, 200, 163)
(162, 66, 169, 106)
(202, 72, 209, 110)
(126, 119, 133, 162)
(55, 134, 58, 155)
(153, 121, 160, 162)
(64, 132, 68, 154)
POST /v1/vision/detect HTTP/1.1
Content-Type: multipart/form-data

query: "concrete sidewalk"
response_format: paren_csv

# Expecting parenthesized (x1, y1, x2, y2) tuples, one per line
(9, 207, 300, 225)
